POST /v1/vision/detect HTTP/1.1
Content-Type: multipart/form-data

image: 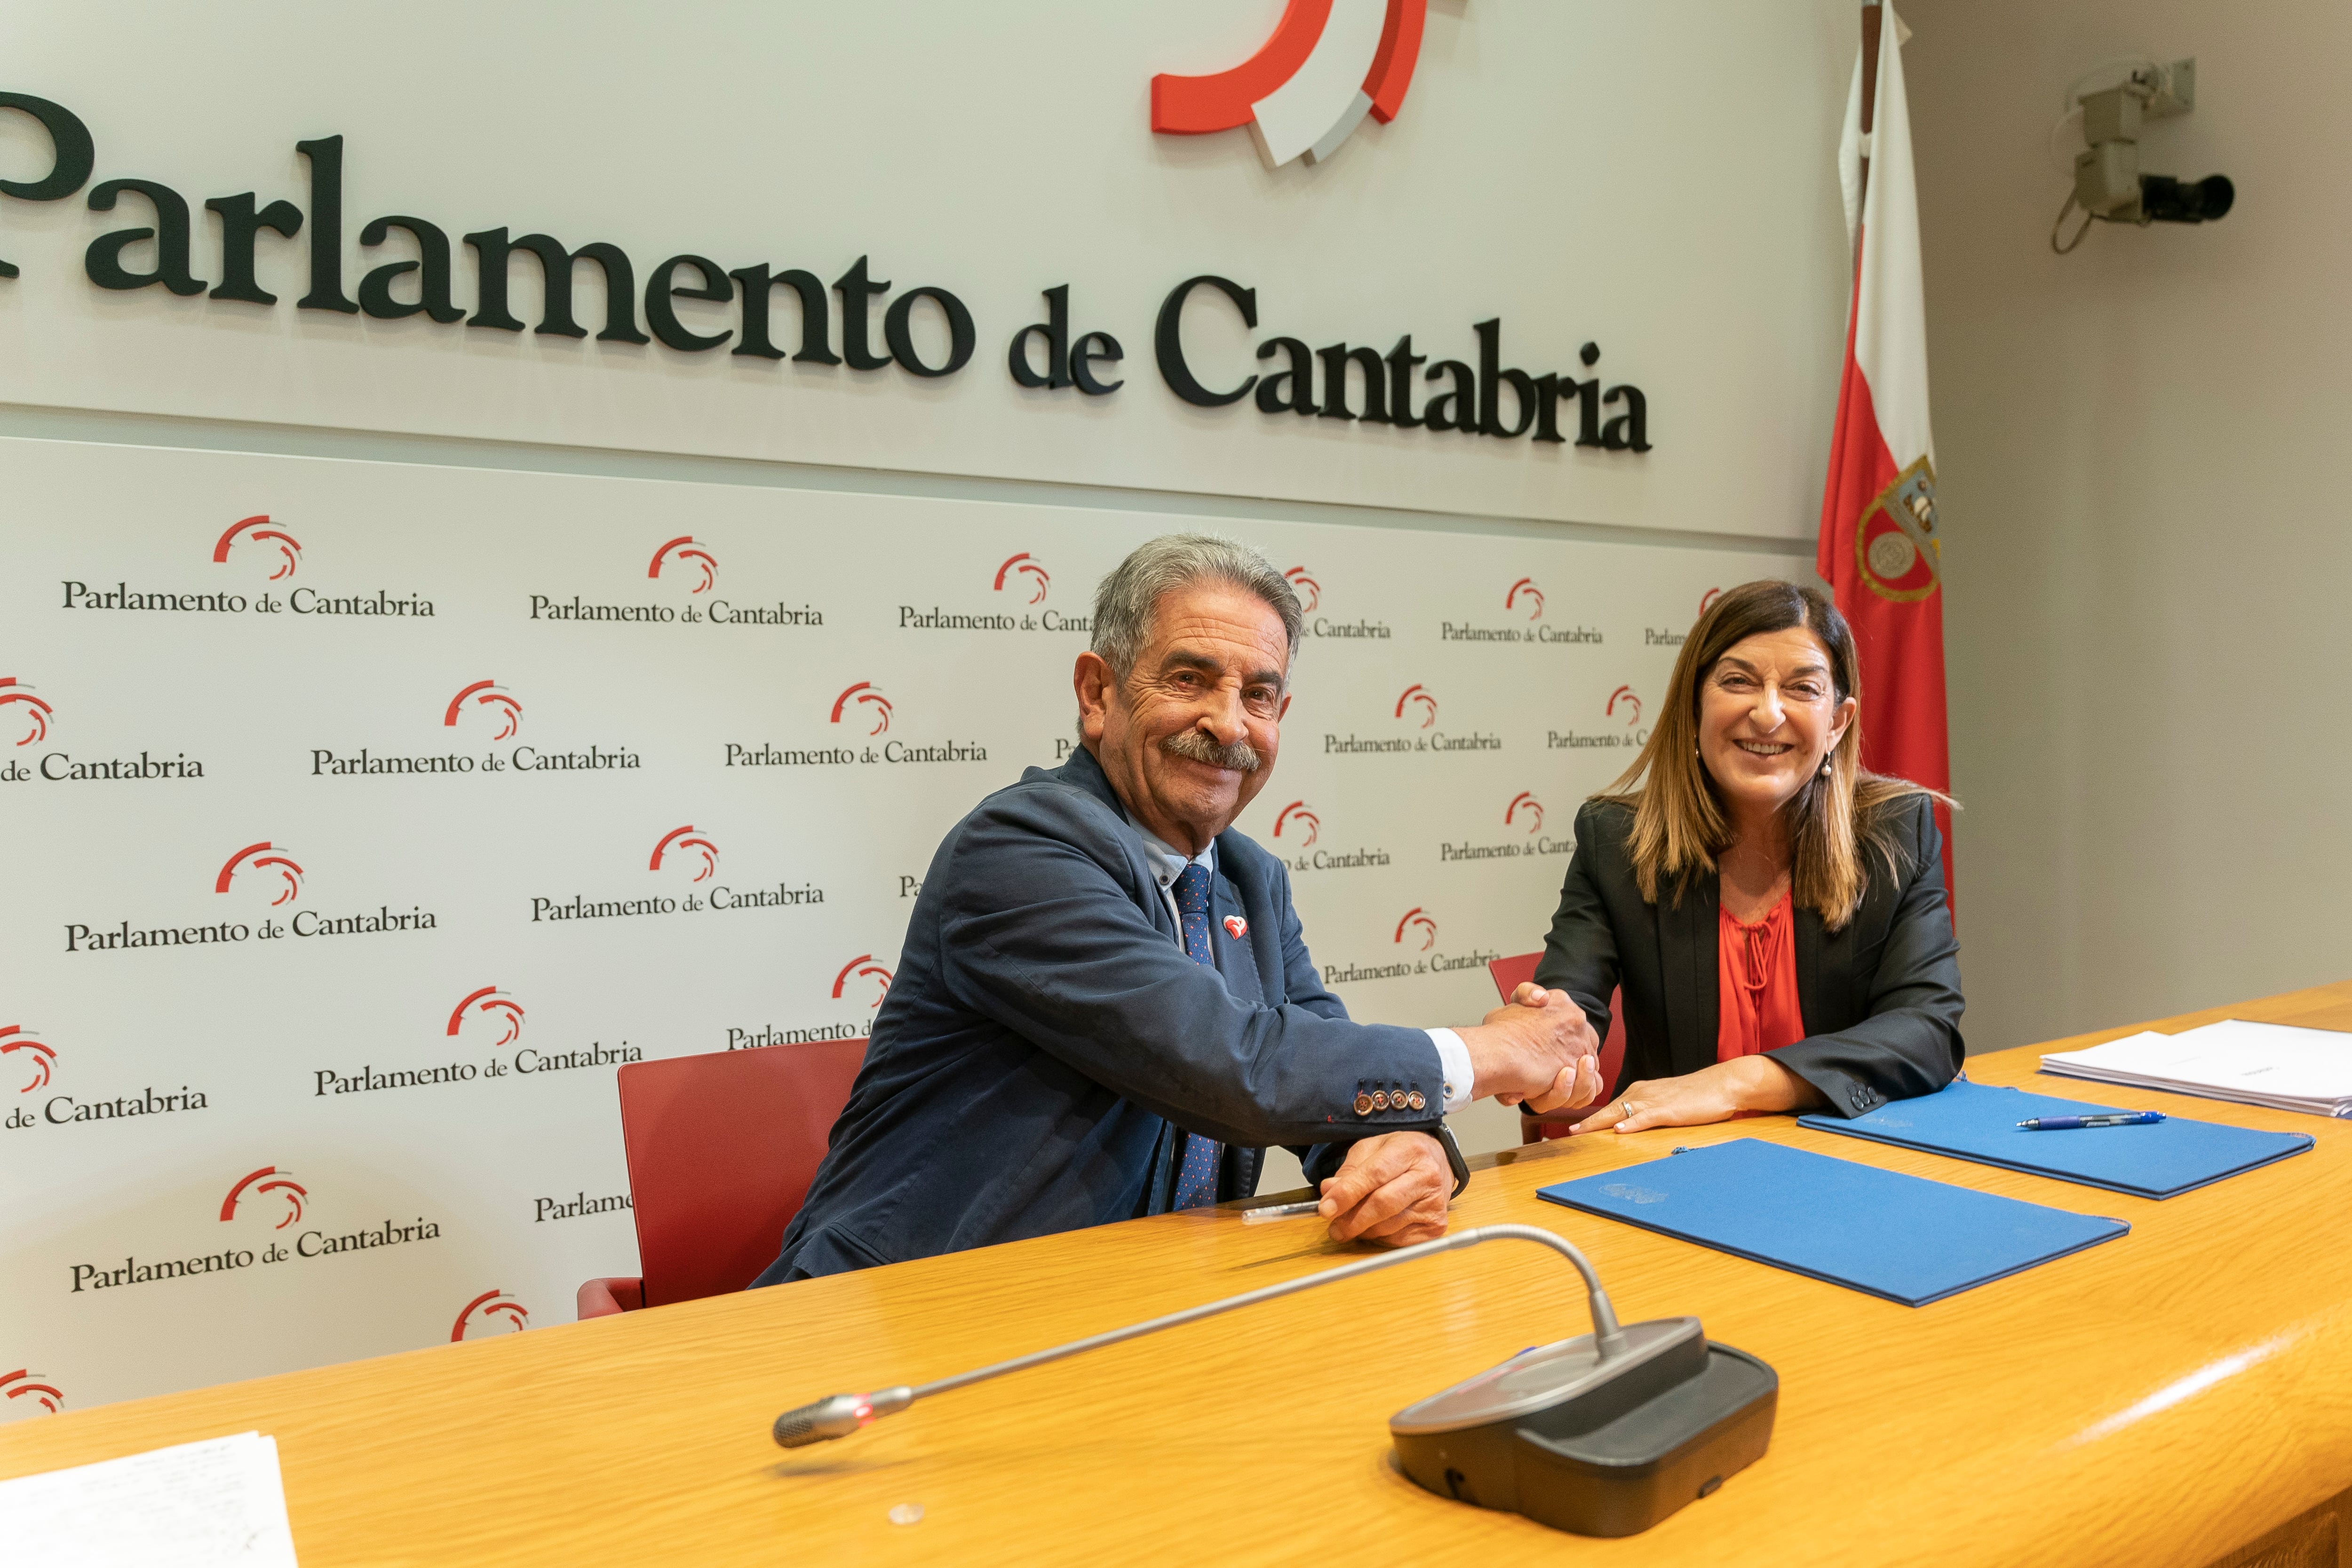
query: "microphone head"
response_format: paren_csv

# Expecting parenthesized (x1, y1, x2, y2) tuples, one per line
(772, 1393, 875, 1449)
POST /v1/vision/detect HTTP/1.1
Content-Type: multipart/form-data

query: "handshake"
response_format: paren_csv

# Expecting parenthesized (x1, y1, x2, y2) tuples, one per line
(1458, 984, 1607, 1117)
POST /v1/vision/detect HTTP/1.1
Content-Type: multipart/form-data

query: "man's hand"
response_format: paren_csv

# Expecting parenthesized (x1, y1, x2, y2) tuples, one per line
(1455, 984, 1605, 1116)
(1317, 1132, 1451, 1247)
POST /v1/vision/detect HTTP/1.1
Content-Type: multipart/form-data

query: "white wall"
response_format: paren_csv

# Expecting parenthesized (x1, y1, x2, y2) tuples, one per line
(0, 0, 1855, 539)
(0, 1, 1874, 1416)
(1900, 0, 2352, 1048)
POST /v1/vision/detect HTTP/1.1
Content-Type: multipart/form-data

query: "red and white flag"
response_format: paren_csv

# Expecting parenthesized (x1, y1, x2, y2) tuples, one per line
(1817, 4, 1952, 891)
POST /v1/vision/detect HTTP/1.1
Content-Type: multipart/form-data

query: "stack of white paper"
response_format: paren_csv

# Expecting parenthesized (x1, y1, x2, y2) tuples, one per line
(0, 1431, 300, 1566)
(2042, 1019, 2352, 1118)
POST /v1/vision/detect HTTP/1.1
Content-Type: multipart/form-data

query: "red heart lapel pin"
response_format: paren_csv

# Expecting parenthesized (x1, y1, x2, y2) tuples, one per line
(1223, 915, 1248, 939)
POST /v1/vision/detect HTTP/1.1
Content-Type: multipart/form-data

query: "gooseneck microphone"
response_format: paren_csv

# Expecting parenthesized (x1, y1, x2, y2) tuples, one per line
(768, 1220, 1780, 1537)
(772, 1223, 1623, 1449)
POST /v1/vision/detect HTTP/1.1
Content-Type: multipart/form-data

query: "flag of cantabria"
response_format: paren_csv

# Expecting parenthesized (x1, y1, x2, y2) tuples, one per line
(1818, 3, 1953, 894)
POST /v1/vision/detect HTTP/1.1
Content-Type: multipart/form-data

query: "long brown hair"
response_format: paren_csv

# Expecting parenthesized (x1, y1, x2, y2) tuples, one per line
(1599, 580, 1947, 931)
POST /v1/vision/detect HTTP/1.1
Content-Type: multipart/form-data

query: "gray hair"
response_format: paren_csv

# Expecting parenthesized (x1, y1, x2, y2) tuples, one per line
(1089, 533, 1303, 684)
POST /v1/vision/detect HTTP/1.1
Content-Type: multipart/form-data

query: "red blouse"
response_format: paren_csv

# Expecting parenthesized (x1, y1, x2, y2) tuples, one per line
(1718, 891, 1804, 1062)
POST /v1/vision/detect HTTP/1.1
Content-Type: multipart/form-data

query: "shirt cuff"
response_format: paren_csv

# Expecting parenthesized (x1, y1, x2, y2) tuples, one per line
(1426, 1028, 1473, 1114)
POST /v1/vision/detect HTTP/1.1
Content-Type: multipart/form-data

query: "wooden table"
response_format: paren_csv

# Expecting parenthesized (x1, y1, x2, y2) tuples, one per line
(8, 983, 2352, 1567)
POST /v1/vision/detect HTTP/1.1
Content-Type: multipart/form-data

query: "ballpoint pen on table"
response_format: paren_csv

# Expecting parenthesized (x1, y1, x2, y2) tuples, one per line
(2016, 1111, 2166, 1131)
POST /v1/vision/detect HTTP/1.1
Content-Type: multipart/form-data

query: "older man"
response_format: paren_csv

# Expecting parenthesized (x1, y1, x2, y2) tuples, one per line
(753, 535, 1600, 1284)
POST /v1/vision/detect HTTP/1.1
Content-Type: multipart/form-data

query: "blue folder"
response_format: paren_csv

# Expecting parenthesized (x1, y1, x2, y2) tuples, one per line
(1537, 1138, 2127, 1307)
(1799, 1080, 2312, 1199)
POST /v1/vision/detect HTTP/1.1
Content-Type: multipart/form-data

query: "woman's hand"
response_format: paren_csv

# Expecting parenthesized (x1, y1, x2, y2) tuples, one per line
(1568, 1054, 1824, 1134)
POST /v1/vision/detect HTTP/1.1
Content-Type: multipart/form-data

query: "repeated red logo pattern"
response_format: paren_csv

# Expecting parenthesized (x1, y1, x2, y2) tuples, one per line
(0, 1370, 63, 1415)
(444, 680, 523, 740)
(1, 677, 52, 746)
(650, 826, 719, 883)
(647, 536, 717, 593)
(832, 954, 893, 1009)
(1, 1026, 54, 1093)
(830, 681, 893, 736)
(22, 472, 1706, 1390)
(446, 987, 525, 1047)
(213, 514, 302, 580)
(993, 553, 1051, 604)
(220, 1166, 309, 1230)
(451, 1290, 529, 1342)
(1394, 683, 1438, 729)
(1699, 586, 1724, 615)
(216, 842, 305, 905)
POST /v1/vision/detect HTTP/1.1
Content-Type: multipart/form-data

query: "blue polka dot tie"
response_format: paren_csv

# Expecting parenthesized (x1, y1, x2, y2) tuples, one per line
(1168, 863, 1224, 1210)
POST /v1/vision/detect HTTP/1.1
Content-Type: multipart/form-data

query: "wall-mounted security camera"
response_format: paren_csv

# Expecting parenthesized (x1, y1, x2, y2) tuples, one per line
(2054, 58, 2233, 253)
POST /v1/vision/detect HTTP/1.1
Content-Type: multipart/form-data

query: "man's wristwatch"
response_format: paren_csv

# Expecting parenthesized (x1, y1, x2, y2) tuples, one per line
(1435, 1123, 1471, 1199)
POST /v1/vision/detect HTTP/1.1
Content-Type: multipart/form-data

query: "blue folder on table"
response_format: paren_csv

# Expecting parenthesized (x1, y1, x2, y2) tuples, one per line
(1537, 1138, 2127, 1307)
(1799, 1080, 2312, 1199)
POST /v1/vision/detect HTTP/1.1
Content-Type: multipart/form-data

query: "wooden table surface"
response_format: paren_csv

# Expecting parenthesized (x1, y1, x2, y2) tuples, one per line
(8, 982, 2352, 1567)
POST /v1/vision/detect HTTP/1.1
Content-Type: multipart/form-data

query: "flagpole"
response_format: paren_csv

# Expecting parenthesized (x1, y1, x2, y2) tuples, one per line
(1855, 0, 1882, 271)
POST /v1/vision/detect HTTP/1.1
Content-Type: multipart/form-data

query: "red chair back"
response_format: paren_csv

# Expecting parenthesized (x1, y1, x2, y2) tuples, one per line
(1487, 955, 1626, 1140)
(616, 1039, 867, 1307)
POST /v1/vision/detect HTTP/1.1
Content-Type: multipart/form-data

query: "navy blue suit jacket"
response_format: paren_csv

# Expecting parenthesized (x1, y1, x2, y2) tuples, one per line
(752, 745, 1445, 1284)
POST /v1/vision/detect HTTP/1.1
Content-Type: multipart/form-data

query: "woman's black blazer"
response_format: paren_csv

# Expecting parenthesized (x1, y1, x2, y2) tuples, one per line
(1534, 793, 1964, 1117)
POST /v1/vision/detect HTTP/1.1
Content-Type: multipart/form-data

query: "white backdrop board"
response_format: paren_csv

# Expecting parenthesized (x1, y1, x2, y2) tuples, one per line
(0, 436, 1796, 1416)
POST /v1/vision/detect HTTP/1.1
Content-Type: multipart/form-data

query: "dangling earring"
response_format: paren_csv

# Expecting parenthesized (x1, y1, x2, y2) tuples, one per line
(1819, 756, 1832, 778)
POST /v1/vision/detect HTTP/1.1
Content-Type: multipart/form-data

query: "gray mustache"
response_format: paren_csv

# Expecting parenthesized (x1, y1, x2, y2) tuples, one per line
(1160, 729, 1261, 773)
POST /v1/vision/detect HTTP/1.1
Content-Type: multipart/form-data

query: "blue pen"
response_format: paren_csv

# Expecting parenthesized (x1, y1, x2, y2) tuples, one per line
(2016, 1111, 2165, 1131)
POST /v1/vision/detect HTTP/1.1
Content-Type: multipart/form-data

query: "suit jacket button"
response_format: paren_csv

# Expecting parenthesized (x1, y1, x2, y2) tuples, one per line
(1353, 1093, 1375, 1116)
(1407, 1091, 1427, 1111)
(1371, 1090, 1391, 1111)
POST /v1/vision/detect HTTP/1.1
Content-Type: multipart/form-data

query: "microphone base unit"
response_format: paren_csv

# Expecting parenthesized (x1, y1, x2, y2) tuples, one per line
(1388, 1318, 1778, 1537)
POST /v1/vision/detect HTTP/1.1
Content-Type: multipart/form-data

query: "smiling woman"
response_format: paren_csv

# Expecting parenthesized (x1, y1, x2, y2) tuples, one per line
(1527, 580, 1965, 1135)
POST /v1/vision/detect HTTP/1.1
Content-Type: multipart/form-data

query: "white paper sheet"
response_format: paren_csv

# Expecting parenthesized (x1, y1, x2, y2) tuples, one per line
(2042, 1020, 2352, 1118)
(0, 1431, 299, 1567)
